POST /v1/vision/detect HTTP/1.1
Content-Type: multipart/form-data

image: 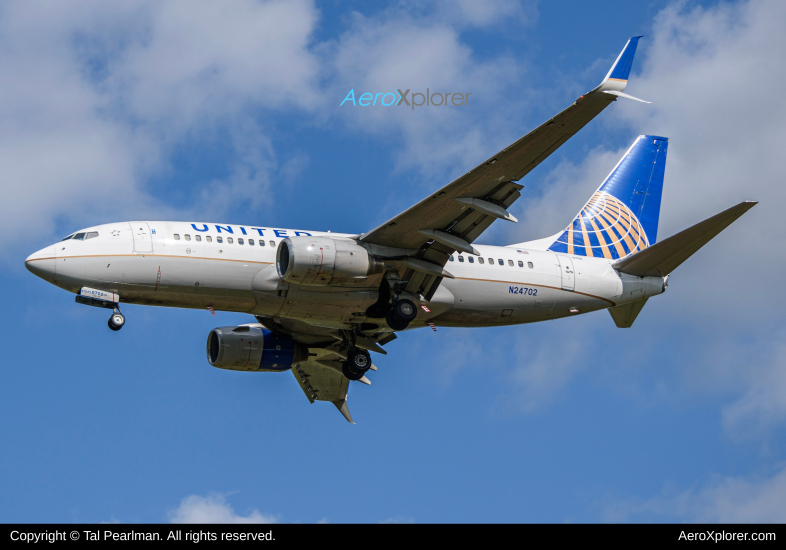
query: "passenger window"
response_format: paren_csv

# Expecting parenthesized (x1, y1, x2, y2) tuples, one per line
(528, 262, 534, 268)
(206, 236, 212, 243)
(173, 234, 180, 240)
(61, 234, 74, 241)
(238, 238, 244, 245)
(498, 259, 503, 266)
(468, 256, 474, 263)
(85, 232, 99, 240)
(73, 233, 86, 240)
(216, 236, 223, 243)
(458, 255, 464, 262)
(518, 260, 524, 267)
(269, 241, 275, 247)
(448, 255, 454, 261)
(478, 257, 484, 264)
(508, 260, 514, 267)
(260, 240, 266, 247)
(184, 234, 191, 241)
(195, 235, 201, 242)
(249, 239, 255, 246)
(488, 258, 493, 265)
(227, 237, 234, 244)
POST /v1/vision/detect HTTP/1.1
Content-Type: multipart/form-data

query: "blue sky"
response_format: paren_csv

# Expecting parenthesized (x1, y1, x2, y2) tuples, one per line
(2, 0, 785, 523)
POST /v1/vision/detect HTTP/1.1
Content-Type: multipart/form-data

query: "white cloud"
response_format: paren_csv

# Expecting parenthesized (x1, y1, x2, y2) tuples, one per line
(604, 464, 786, 523)
(327, 4, 531, 188)
(168, 494, 278, 524)
(108, 0, 321, 131)
(380, 515, 415, 524)
(2, 0, 321, 258)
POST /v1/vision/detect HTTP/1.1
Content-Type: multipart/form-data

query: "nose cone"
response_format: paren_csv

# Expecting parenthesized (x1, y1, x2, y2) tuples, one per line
(25, 245, 56, 283)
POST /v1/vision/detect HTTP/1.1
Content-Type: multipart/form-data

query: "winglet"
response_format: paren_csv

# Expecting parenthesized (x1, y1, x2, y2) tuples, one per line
(595, 36, 646, 100)
(332, 398, 355, 424)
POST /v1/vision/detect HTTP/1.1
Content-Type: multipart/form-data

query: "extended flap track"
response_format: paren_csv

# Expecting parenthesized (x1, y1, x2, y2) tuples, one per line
(293, 364, 319, 403)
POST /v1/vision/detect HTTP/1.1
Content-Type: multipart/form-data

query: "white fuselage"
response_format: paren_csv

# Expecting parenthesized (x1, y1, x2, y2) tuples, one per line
(25, 221, 666, 330)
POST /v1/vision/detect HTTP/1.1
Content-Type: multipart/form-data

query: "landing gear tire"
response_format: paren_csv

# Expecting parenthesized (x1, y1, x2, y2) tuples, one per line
(342, 362, 364, 381)
(392, 299, 417, 322)
(342, 349, 371, 380)
(385, 311, 409, 331)
(386, 298, 417, 331)
(108, 311, 125, 331)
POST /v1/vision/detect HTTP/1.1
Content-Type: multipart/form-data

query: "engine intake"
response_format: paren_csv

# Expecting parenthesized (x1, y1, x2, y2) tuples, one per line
(276, 236, 383, 286)
(206, 325, 308, 372)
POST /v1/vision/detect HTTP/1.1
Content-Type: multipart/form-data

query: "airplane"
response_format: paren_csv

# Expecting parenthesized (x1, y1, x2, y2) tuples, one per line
(25, 38, 755, 423)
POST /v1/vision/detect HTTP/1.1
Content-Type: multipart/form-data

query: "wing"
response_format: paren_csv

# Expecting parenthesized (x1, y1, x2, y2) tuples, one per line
(361, 37, 646, 300)
(292, 359, 354, 422)
(256, 316, 393, 423)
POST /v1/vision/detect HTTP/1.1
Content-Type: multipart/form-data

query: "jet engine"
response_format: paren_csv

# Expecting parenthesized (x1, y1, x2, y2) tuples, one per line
(276, 236, 383, 286)
(206, 325, 308, 372)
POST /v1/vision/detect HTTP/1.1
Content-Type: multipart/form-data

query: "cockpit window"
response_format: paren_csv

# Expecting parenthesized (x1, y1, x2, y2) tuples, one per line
(72, 233, 86, 241)
(61, 234, 74, 241)
(85, 232, 98, 240)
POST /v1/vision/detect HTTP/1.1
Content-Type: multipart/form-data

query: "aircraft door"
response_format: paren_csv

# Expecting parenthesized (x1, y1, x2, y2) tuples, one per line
(557, 255, 575, 291)
(130, 222, 153, 253)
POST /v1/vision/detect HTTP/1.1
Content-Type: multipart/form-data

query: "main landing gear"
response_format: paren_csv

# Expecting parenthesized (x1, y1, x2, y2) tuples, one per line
(385, 298, 417, 331)
(342, 348, 372, 381)
(365, 279, 418, 331)
(108, 307, 125, 331)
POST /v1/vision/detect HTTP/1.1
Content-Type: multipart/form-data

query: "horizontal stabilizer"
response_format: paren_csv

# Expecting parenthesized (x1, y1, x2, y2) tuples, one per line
(613, 201, 757, 277)
(609, 298, 648, 328)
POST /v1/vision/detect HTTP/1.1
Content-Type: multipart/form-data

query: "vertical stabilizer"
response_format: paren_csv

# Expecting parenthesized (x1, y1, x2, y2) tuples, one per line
(547, 135, 668, 260)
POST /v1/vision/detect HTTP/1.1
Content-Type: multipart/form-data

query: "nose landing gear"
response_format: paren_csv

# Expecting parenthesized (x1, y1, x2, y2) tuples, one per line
(108, 308, 125, 331)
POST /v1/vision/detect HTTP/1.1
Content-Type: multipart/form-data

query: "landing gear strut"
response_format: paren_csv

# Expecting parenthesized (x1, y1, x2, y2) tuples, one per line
(108, 307, 125, 331)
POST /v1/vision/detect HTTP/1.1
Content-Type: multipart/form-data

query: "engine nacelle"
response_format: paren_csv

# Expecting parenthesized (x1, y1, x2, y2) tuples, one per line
(206, 325, 308, 372)
(276, 236, 382, 286)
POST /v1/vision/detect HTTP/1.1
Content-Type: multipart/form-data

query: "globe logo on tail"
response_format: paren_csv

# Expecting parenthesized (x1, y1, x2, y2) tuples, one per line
(551, 191, 649, 259)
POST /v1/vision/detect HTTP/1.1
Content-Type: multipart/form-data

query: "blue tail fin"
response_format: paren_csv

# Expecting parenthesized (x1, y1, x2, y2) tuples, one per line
(547, 135, 668, 259)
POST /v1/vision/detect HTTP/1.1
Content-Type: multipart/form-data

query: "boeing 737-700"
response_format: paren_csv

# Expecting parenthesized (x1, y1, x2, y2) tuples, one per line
(25, 38, 755, 422)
